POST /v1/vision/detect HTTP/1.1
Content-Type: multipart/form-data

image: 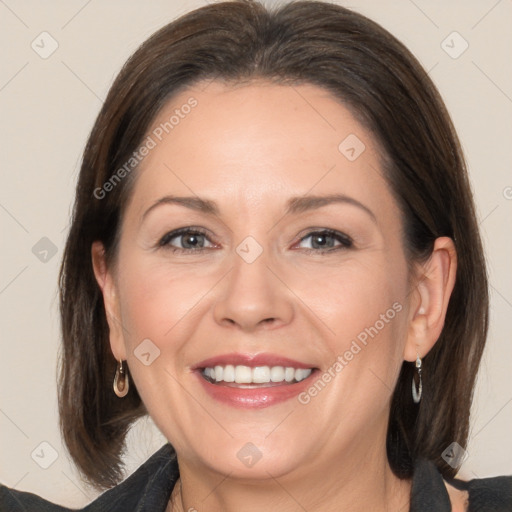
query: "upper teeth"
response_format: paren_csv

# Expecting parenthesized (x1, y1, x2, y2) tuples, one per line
(202, 365, 312, 384)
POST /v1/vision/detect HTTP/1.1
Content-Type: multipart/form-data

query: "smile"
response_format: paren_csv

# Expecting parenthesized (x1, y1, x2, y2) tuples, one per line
(202, 365, 312, 386)
(193, 354, 318, 408)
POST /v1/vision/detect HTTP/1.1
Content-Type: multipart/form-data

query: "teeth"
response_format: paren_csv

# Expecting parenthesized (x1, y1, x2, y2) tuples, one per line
(223, 364, 235, 382)
(285, 367, 295, 382)
(253, 366, 270, 383)
(202, 365, 312, 384)
(235, 365, 252, 384)
(270, 366, 285, 382)
(294, 368, 311, 381)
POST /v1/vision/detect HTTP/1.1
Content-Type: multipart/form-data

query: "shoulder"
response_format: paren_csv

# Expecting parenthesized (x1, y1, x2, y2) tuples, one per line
(0, 444, 178, 512)
(0, 484, 73, 511)
(448, 472, 512, 511)
(411, 458, 512, 511)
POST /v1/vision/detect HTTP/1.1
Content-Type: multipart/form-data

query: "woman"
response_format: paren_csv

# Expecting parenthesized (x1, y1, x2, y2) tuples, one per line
(1, 0, 511, 510)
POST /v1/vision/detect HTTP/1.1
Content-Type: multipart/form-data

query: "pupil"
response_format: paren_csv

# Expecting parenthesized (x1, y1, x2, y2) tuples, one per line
(313, 234, 332, 248)
(183, 234, 203, 248)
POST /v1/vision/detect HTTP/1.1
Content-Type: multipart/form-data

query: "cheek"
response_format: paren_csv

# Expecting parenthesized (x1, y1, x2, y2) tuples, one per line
(290, 256, 407, 350)
(114, 259, 211, 439)
(117, 256, 215, 347)
(292, 254, 408, 409)
(295, 268, 407, 437)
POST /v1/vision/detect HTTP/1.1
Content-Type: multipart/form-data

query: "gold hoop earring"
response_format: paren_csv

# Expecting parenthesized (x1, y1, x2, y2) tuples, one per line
(412, 353, 422, 404)
(113, 359, 129, 398)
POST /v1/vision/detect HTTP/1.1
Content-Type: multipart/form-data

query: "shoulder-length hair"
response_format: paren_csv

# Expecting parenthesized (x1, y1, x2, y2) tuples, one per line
(59, 0, 488, 490)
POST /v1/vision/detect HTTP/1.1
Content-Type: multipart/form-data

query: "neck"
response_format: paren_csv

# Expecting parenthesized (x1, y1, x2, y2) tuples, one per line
(169, 417, 411, 512)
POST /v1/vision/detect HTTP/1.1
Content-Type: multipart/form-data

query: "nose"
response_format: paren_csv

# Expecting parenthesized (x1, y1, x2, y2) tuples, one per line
(213, 250, 295, 332)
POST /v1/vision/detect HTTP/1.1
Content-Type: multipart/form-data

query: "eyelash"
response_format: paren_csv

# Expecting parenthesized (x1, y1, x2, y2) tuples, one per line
(295, 228, 353, 253)
(157, 227, 213, 254)
(157, 227, 353, 254)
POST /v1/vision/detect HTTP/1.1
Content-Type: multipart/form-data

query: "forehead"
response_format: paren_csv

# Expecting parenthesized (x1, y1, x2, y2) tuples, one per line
(127, 80, 396, 222)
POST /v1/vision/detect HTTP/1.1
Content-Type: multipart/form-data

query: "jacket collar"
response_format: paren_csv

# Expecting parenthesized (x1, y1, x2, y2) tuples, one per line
(410, 457, 451, 511)
(105, 444, 451, 512)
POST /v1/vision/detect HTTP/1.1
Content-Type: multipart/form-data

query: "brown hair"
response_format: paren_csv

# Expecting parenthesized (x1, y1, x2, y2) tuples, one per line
(58, 0, 488, 490)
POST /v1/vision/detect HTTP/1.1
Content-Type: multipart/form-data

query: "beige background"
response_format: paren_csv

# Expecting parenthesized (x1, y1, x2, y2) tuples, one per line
(1, 0, 511, 507)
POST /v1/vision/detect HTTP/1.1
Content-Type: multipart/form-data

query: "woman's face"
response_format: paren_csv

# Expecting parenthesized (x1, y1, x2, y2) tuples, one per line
(102, 82, 415, 480)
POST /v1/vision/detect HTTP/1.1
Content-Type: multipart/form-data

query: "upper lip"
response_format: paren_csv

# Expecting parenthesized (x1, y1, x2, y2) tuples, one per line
(192, 353, 315, 370)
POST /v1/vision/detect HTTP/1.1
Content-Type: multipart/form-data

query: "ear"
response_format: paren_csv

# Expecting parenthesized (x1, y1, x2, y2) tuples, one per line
(403, 237, 457, 362)
(91, 241, 127, 361)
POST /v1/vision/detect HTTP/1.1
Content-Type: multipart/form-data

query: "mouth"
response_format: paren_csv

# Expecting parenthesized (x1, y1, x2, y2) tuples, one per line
(201, 364, 312, 387)
(193, 354, 318, 408)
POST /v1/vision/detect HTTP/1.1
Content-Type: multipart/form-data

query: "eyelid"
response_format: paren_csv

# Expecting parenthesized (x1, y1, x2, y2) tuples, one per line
(155, 226, 353, 253)
(157, 226, 217, 250)
(293, 228, 353, 250)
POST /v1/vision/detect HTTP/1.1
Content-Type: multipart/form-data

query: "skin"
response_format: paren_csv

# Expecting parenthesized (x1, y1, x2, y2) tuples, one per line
(92, 82, 457, 512)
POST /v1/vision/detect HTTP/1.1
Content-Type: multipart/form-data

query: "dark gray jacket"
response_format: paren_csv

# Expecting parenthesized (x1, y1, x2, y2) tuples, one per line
(1, 444, 511, 511)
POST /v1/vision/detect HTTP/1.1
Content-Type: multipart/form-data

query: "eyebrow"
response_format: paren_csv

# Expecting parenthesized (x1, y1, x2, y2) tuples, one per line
(141, 193, 376, 223)
(286, 194, 376, 222)
(142, 196, 218, 221)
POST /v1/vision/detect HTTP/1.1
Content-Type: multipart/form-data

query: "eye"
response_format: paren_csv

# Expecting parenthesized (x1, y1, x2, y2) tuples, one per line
(158, 228, 216, 252)
(295, 229, 353, 252)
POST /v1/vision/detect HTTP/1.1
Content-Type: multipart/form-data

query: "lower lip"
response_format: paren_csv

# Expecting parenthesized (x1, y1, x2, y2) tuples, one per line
(195, 371, 317, 408)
